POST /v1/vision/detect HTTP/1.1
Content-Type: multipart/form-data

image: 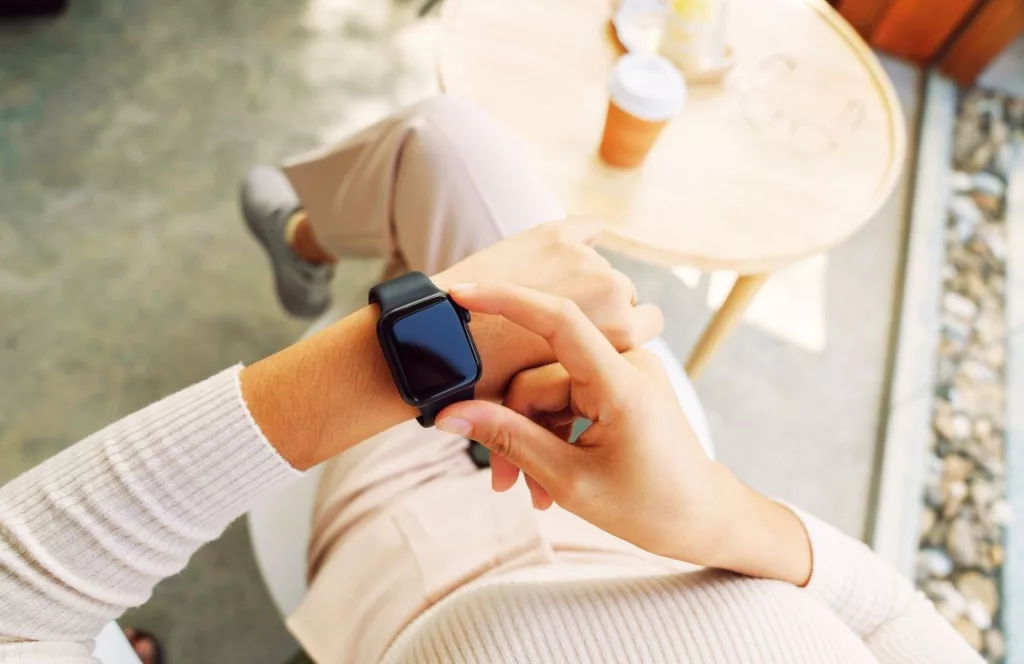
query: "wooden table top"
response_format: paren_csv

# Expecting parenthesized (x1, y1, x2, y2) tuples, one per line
(439, 0, 907, 272)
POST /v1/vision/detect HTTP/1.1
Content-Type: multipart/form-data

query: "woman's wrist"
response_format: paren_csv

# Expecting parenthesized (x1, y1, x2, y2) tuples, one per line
(710, 474, 813, 586)
(240, 287, 552, 470)
(241, 305, 416, 470)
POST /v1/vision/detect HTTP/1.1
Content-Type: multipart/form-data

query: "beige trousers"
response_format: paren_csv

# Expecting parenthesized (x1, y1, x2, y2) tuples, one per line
(283, 97, 676, 663)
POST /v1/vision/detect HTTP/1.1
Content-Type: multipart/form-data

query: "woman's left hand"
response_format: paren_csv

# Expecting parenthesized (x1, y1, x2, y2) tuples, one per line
(431, 219, 663, 399)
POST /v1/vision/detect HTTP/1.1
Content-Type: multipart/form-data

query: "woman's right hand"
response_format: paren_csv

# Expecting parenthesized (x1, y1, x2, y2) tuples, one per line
(436, 283, 813, 586)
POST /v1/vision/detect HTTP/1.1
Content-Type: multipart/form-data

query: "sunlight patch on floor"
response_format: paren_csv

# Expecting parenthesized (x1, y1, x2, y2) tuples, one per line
(673, 255, 828, 353)
(300, 0, 440, 146)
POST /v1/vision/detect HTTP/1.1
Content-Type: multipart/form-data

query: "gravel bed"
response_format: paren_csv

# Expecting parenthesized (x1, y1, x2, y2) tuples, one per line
(915, 90, 1024, 663)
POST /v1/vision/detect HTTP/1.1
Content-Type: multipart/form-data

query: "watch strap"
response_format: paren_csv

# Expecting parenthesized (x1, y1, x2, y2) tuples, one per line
(416, 385, 474, 427)
(368, 271, 439, 311)
(370, 271, 476, 427)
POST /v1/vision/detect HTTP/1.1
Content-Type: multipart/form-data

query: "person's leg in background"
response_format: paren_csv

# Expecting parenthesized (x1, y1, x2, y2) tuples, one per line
(241, 95, 564, 317)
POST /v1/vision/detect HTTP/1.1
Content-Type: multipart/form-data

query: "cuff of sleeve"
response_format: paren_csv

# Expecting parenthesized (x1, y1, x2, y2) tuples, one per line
(149, 364, 304, 535)
(785, 504, 911, 637)
(0, 366, 302, 641)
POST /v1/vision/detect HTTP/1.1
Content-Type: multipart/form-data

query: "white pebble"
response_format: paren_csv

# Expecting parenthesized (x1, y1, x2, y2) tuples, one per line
(950, 195, 983, 234)
(973, 171, 1005, 197)
(918, 549, 953, 578)
(966, 600, 992, 630)
(952, 415, 971, 439)
(990, 500, 1012, 526)
(943, 292, 978, 321)
(951, 171, 973, 192)
(936, 592, 967, 621)
(970, 480, 995, 507)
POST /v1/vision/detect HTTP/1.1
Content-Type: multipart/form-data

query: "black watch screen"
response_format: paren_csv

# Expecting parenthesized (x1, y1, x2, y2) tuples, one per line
(388, 298, 479, 401)
(371, 272, 482, 425)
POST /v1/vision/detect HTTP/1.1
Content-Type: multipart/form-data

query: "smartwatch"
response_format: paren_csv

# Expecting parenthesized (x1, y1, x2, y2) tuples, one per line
(370, 271, 482, 427)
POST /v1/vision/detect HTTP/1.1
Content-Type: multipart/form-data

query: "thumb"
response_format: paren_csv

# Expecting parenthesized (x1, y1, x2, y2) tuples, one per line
(436, 400, 575, 492)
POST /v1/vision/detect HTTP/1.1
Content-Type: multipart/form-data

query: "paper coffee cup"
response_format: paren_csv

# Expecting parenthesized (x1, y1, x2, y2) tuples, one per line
(599, 53, 686, 169)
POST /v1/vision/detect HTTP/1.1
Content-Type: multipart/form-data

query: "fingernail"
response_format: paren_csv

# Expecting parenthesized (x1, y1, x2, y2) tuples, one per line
(448, 283, 477, 292)
(436, 417, 472, 437)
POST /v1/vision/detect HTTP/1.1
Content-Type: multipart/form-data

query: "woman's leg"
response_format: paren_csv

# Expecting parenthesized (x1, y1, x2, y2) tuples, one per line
(282, 95, 565, 276)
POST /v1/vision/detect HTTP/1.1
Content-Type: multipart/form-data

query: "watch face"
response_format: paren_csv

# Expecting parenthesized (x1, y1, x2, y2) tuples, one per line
(387, 298, 480, 403)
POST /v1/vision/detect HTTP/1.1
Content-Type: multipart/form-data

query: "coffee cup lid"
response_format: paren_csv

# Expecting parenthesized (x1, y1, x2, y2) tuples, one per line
(608, 54, 686, 122)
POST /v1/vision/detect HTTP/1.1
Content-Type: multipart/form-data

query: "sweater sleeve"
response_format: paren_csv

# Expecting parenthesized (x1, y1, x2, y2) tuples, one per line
(0, 366, 301, 661)
(791, 507, 984, 664)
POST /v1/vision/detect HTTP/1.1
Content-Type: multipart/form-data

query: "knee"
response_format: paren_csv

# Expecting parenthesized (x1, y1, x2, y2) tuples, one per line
(406, 95, 509, 164)
(414, 95, 490, 130)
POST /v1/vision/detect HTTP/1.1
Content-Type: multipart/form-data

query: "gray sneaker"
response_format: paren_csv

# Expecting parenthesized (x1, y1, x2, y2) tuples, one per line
(241, 165, 334, 318)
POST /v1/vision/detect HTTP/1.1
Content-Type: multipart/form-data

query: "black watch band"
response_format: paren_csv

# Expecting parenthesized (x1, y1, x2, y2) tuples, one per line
(415, 385, 474, 427)
(369, 272, 476, 427)
(368, 271, 439, 315)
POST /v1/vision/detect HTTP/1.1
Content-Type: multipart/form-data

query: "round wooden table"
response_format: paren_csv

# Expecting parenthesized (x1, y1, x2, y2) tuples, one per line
(440, 0, 906, 377)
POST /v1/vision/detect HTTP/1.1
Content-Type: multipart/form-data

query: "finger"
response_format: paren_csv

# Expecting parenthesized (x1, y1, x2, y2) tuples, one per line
(526, 475, 554, 510)
(490, 447, 553, 508)
(490, 453, 521, 493)
(609, 269, 638, 307)
(547, 217, 605, 246)
(449, 283, 627, 385)
(437, 400, 575, 493)
(627, 303, 665, 349)
(504, 363, 571, 418)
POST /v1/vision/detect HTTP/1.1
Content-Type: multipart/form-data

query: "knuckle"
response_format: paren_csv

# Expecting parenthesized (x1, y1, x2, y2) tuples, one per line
(569, 243, 591, 262)
(589, 248, 612, 267)
(504, 373, 530, 414)
(626, 321, 648, 349)
(597, 268, 617, 290)
(554, 297, 583, 326)
(606, 327, 633, 351)
(630, 349, 663, 374)
(609, 274, 631, 302)
(487, 426, 515, 461)
(613, 270, 637, 301)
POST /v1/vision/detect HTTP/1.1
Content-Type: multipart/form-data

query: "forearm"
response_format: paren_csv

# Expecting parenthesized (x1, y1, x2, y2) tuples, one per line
(694, 465, 813, 586)
(243, 299, 551, 470)
(241, 305, 415, 470)
(0, 297, 548, 653)
(0, 367, 298, 651)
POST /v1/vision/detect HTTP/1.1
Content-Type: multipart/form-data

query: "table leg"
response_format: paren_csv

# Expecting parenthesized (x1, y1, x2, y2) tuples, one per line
(685, 272, 770, 378)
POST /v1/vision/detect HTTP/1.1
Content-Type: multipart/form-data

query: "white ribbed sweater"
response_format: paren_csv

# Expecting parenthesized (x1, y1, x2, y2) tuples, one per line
(0, 368, 983, 663)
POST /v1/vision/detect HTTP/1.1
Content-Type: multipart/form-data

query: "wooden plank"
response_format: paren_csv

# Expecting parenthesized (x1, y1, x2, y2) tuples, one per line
(870, 0, 981, 63)
(836, 0, 892, 37)
(939, 0, 1024, 86)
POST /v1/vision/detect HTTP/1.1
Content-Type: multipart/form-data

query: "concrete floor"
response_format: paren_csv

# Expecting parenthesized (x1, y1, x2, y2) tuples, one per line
(0, 1, 921, 661)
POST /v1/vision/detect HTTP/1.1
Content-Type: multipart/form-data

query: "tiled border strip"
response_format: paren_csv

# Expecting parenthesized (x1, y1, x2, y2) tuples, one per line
(869, 72, 956, 576)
